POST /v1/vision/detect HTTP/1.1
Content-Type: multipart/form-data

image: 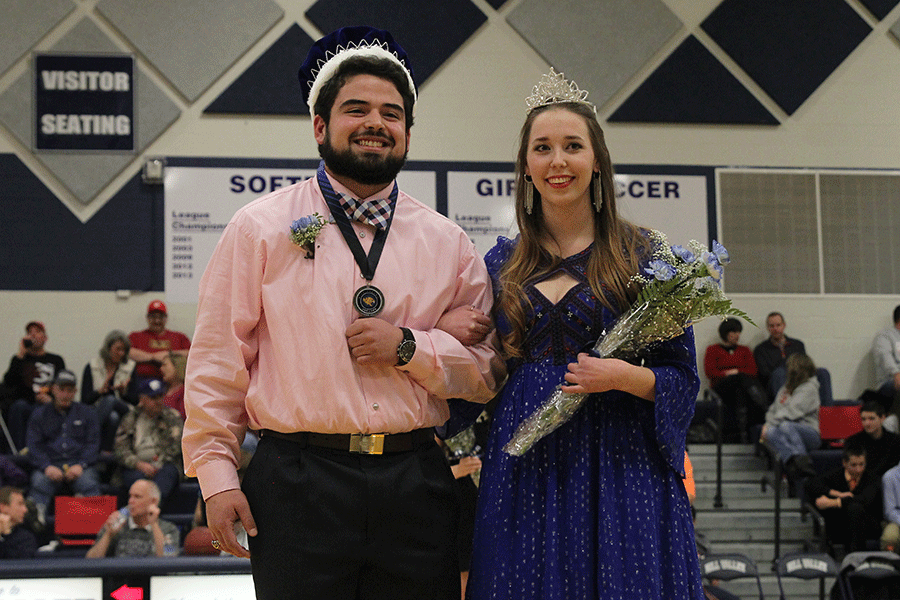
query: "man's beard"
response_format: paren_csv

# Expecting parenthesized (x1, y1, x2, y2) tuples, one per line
(319, 131, 407, 186)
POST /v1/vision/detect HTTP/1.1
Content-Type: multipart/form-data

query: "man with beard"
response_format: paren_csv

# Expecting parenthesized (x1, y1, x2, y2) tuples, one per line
(182, 27, 503, 600)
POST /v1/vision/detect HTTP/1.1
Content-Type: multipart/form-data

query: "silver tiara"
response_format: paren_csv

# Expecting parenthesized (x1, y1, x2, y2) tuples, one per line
(525, 68, 595, 114)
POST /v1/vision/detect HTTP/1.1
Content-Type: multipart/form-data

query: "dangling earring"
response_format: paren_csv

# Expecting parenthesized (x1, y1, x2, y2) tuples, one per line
(592, 172, 602, 213)
(524, 174, 534, 215)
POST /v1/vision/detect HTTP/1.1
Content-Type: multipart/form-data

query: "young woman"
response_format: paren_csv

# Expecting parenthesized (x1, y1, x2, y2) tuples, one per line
(761, 353, 820, 481)
(465, 71, 703, 599)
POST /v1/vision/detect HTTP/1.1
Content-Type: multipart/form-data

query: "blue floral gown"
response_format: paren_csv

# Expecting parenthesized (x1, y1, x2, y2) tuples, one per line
(466, 237, 704, 600)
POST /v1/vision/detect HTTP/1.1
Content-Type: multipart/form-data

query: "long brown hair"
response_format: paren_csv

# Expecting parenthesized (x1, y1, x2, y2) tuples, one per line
(497, 102, 648, 359)
(785, 353, 816, 395)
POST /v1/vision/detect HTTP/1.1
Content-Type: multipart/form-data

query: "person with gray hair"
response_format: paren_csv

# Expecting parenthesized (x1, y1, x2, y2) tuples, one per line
(86, 479, 179, 558)
(81, 330, 138, 451)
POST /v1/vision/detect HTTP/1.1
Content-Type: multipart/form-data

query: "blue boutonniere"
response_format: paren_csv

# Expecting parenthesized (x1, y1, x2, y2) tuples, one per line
(289, 213, 332, 259)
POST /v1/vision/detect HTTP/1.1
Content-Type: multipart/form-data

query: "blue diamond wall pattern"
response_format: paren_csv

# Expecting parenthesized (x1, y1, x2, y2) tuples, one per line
(702, 0, 871, 115)
(858, 0, 900, 19)
(609, 36, 778, 125)
(206, 24, 315, 115)
(305, 0, 486, 86)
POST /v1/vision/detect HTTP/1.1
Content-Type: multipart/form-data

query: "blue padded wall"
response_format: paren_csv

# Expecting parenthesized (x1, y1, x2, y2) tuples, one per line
(609, 36, 778, 125)
(702, 0, 871, 115)
(205, 24, 315, 115)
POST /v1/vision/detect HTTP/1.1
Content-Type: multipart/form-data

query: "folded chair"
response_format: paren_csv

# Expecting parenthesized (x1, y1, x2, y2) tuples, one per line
(775, 551, 838, 600)
(700, 553, 765, 600)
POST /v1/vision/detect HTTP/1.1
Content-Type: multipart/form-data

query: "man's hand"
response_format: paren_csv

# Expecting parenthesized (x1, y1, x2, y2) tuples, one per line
(893, 372, 900, 391)
(0, 513, 12, 536)
(450, 456, 482, 479)
(102, 510, 127, 536)
(206, 489, 257, 559)
(146, 503, 161, 525)
(44, 465, 64, 482)
(346, 319, 404, 366)
(64, 464, 83, 481)
(136, 461, 158, 477)
(436, 305, 492, 347)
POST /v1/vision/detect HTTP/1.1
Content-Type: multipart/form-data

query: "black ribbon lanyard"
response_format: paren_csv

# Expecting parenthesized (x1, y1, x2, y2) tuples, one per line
(316, 165, 397, 314)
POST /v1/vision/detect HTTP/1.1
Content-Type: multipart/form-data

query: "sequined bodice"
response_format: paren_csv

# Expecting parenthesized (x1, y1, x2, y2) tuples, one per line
(521, 246, 605, 366)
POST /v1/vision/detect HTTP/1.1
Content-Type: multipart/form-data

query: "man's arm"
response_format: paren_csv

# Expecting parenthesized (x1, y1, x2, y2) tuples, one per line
(873, 330, 900, 383)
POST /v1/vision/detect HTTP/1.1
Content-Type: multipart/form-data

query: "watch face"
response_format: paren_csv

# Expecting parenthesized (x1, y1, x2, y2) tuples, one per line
(398, 340, 416, 363)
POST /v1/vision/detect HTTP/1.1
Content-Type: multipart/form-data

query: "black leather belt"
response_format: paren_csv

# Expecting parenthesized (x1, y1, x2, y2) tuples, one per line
(260, 428, 434, 455)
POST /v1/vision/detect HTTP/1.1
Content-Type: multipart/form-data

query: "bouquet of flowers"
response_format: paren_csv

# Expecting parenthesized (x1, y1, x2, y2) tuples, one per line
(503, 230, 753, 456)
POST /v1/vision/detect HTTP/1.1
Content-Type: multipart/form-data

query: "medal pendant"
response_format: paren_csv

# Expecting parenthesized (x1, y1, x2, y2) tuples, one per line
(353, 285, 385, 317)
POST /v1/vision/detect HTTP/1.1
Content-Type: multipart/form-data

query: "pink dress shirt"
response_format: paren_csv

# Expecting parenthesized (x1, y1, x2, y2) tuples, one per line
(183, 172, 505, 499)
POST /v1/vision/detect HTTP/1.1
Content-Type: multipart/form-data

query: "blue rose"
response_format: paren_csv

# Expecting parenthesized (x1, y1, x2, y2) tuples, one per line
(711, 240, 730, 265)
(701, 251, 723, 281)
(645, 259, 676, 281)
(671, 245, 695, 263)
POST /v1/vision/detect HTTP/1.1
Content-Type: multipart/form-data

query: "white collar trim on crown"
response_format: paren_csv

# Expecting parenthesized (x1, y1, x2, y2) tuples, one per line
(307, 42, 417, 118)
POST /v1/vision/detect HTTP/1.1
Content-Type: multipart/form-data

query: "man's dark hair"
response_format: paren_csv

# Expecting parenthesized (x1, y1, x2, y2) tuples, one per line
(313, 55, 414, 130)
(893, 304, 900, 325)
(718, 317, 742, 341)
(842, 443, 866, 463)
(860, 400, 886, 417)
(0, 486, 22, 505)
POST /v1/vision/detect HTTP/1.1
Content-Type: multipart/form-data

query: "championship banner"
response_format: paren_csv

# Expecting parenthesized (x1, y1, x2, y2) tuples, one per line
(34, 53, 135, 151)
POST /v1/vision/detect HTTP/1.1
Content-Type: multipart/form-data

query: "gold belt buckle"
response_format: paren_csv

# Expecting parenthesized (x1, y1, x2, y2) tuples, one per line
(349, 433, 385, 455)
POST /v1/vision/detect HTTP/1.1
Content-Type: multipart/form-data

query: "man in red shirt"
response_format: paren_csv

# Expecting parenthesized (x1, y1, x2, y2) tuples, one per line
(128, 301, 190, 380)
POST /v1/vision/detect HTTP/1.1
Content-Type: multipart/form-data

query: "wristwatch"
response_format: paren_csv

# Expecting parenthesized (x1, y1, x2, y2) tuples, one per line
(397, 327, 416, 366)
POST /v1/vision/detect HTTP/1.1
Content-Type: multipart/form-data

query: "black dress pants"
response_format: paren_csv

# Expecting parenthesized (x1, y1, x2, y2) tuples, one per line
(243, 433, 460, 600)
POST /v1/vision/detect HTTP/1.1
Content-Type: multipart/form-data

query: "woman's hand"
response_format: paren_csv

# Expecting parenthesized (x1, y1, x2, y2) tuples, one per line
(561, 353, 656, 401)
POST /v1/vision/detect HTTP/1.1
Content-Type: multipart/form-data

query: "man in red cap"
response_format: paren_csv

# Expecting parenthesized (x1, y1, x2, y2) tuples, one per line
(2, 321, 66, 452)
(128, 300, 190, 381)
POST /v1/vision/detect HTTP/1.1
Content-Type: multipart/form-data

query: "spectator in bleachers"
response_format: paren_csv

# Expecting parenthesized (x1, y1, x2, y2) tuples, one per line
(81, 330, 138, 451)
(0, 486, 37, 558)
(805, 444, 883, 554)
(881, 462, 900, 552)
(160, 352, 187, 421)
(845, 401, 900, 478)
(2, 321, 66, 452)
(86, 479, 179, 558)
(872, 304, 900, 432)
(114, 378, 183, 507)
(761, 353, 821, 485)
(128, 300, 190, 381)
(753, 312, 806, 399)
(26, 369, 101, 520)
(704, 318, 767, 442)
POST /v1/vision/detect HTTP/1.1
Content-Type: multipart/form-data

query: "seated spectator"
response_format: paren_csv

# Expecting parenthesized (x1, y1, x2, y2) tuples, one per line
(2, 321, 66, 452)
(753, 312, 806, 399)
(85, 479, 179, 558)
(26, 369, 101, 520)
(0, 486, 37, 558)
(882, 462, 900, 552)
(128, 300, 190, 381)
(846, 401, 900, 479)
(0, 456, 27, 489)
(805, 445, 882, 554)
(114, 379, 183, 506)
(82, 330, 138, 452)
(160, 352, 186, 421)
(872, 305, 900, 431)
(704, 318, 767, 442)
(761, 353, 821, 485)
